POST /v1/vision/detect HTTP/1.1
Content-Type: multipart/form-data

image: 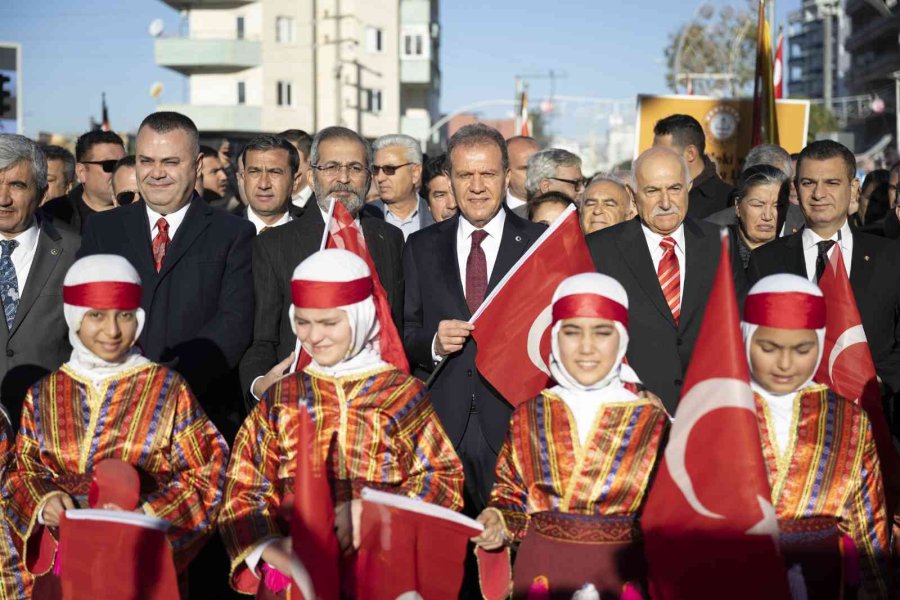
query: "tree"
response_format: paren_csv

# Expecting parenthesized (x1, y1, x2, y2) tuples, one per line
(664, 1, 757, 97)
(807, 104, 840, 143)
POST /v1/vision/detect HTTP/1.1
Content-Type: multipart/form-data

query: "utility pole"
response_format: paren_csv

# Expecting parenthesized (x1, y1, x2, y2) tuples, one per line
(816, 0, 840, 112)
(344, 59, 382, 135)
(321, 4, 358, 128)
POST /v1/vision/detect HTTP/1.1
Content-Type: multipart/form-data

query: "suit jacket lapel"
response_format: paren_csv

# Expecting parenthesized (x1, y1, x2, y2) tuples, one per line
(679, 219, 716, 331)
(785, 232, 807, 278)
(11, 223, 62, 337)
(440, 218, 469, 318)
(155, 198, 211, 283)
(487, 214, 530, 293)
(617, 219, 677, 328)
(850, 232, 874, 293)
(124, 203, 157, 277)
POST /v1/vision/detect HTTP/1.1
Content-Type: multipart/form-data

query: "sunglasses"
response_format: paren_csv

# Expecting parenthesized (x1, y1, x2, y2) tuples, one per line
(81, 159, 119, 173)
(116, 191, 138, 205)
(372, 162, 413, 176)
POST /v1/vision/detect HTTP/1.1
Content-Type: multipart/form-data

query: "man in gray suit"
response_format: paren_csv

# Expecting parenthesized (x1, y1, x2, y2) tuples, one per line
(0, 135, 80, 429)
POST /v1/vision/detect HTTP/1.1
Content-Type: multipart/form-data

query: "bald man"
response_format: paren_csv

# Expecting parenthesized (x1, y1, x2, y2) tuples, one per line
(585, 147, 746, 410)
(506, 136, 539, 218)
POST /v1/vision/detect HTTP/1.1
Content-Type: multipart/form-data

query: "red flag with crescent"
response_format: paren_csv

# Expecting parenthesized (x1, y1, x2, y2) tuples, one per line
(470, 205, 593, 406)
(815, 250, 900, 513)
(641, 232, 790, 599)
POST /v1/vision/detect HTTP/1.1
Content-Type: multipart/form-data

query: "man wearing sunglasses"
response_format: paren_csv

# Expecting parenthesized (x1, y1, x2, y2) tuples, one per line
(524, 148, 584, 207)
(111, 156, 140, 207)
(41, 130, 125, 233)
(369, 134, 433, 240)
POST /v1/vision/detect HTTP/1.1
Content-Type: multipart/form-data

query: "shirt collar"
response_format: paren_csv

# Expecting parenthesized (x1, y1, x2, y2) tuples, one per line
(247, 206, 291, 232)
(146, 199, 191, 232)
(801, 218, 851, 250)
(640, 221, 686, 252)
(458, 207, 506, 240)
(0, 219, 40, 250)
(506, 191, 527, 210)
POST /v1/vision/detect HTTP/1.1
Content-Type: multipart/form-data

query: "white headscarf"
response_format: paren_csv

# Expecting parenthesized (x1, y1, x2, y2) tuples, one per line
(290, 249, 385, 377)
(548, 273, 642, 444)
(63, 255, 149, 385)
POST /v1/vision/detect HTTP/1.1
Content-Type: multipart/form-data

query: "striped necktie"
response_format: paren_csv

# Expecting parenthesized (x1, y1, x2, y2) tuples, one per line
(657, 236, 680, 324)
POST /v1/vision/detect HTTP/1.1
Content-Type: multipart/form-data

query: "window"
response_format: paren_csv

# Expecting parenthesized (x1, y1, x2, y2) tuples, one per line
(365, 27, 383, 53)
(237, 81, 246, 105)
(277, 81, 293, 107)
(403, 33, 424, 57)
(236, 16, 245, 40)
(276, 16, 294, 44)
(365, 89, 382, 113)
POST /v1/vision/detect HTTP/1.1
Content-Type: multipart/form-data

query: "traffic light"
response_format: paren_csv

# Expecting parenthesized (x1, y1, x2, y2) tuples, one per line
(0, 74, 10, 119)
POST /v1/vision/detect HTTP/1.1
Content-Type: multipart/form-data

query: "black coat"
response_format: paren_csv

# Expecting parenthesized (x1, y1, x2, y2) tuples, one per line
(586, 217, 747, 411)
(402, 209, 545, 452)
(78, 196, 255, 440)
(689, 159, 733, 220)
(747, 230, 900, 393)
(238, 206, 405, 395)
(40, 185, 96, 234)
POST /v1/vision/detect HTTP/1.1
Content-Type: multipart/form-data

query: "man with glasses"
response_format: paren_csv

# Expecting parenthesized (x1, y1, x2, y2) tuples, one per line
(524, 148, 584, 207)
(370, 134, 434, 240)
(41, 130, 125, 233)
(239, 126, 404, 402)
(110, 156, 139, 207)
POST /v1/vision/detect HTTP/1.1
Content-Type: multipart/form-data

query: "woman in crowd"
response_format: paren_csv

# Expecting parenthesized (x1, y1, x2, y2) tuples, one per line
(2, 254, 228, 588)
(742, 274, 889, 599)
(218, 249, 463, 596)
(472, 272, 670, 598)
(729, 164, 790, 270)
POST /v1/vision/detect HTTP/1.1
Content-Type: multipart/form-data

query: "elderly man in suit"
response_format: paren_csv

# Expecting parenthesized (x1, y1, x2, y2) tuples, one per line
(239, 126, 404, 401)
(403, 123, 545, 513)
(586, 146, 745, 412)
(369, 134, 434, 240)
(0, 135, 80, 430)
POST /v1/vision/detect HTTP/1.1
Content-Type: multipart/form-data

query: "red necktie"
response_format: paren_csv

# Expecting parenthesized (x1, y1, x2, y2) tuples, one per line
(657, 236, 680, 324)
(466, 230, 489, 313)
(152, 217, 170, 272)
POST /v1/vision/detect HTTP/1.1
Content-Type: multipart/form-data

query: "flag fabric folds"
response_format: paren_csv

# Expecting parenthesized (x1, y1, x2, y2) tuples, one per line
(751, 0, 779, 146)
(773, 29, 784, 100)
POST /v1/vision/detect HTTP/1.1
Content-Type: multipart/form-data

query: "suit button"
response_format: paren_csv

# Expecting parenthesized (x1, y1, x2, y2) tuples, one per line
(467, 369, 473, 377)
(5, 349, 13, 357)
(674, 379, 683, 386)
(676, 338, 683, 346)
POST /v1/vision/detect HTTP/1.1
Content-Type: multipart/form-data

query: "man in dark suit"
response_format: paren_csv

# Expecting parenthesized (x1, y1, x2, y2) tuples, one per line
(236, 134, 305, 234)
(587, 146, 745, 412)
(403, 123, 545, 513)
(78, 112, 255, 441)
(0, 135, 80, 430)
(239, 126, 404, 401)
(748, 140, 900, 400)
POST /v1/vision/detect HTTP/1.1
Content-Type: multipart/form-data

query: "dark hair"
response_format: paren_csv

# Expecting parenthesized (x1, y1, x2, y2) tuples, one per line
(240, 135, 300, 175)
(74, 130, 124, 162)
(112, 155, 135, 175)
(447, 123, 509, 172)
(861, 168, 891, 223)
(278, 129, 313, 158)
(138, 111, 200, 156)
(733, 164, 790, 207)
(528, 190, 573, 220)
(653, 114, 706, 155)
(40, 144, 75, 184)
(795, 139, 857, 183)
(421, 153, 448, 198)
(199, 145, 219, 159)
(309, 126, 372, 168)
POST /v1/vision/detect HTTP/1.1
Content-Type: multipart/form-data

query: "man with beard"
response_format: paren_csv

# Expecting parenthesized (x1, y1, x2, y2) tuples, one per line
(239, 126, 404, 401)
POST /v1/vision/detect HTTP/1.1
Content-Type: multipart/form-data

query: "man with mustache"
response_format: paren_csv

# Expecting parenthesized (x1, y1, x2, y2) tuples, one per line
(239, 126, 404, 402)
(585, 146, 746, 412)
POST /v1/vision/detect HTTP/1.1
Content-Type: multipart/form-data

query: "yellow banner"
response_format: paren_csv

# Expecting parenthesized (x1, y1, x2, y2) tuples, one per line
(634, 94, 810, 184)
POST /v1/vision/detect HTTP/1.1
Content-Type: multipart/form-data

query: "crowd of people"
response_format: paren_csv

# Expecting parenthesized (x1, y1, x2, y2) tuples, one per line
(0, 107, 896, 599)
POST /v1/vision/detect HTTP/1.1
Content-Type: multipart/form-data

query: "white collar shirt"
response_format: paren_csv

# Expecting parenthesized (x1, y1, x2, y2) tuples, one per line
(456, 208, 506, 296)
(640, 222, 686, 310)
(291, 186, 313, 208)
(247, 207, 292, 234)
(0, 220, 40, 293)
(147, 201, 191, 241)
(506, 192, 527, 211)
(801, 219, 853, 281)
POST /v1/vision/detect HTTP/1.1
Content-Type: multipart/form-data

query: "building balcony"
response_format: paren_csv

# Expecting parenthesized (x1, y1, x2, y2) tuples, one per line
(158, 0, 256, 9)
(845, 16, 900, 53)
(157, 104, 261, 132)
(401, 59, 436, 85)
(155, 37, 261, 75)
(846, 53, 900, 91)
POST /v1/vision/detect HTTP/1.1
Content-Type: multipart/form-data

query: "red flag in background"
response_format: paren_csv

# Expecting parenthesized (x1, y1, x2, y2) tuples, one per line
(773, 30, 784, 99)
(519, 86, 530, 137)
(470, 205, 594, 406)
(641, 232, 789, 599)
(815, 250, 900, 513)
(751, 0, 779, 146)
(100, 93, 110, 132)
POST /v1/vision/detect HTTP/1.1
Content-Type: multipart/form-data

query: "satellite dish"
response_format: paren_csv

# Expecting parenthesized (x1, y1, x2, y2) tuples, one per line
(149, 82, 164, 98)
(149, 19, 165, 38)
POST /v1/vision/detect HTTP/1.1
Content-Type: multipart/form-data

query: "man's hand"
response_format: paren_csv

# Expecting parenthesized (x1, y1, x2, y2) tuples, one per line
(260, 537, 294, 577)
(252, 353, 295, 399)
(435, 320, 474, 357)
(41, 495, 75, 527)
(471, 509, 506, 551)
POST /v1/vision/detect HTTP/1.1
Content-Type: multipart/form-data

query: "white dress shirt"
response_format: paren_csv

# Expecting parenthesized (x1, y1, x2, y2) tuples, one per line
(0, 220, 40, 294)
(291, 186, 313, 209)
(247, 207, 292, 234)
(506, 192, 527, 211)
(146, 202, 191, 241)
(640, 223, 686, 310)
(801, 219, 853, 281)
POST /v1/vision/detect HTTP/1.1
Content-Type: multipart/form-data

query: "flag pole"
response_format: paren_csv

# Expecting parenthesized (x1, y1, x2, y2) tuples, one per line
(319, 198, 336, 250)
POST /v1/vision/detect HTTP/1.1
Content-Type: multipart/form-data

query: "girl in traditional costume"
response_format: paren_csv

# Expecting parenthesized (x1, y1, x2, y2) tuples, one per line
(219, 248, 463, 596)
(473, 272, 670, 599)
(0, 404, 28, 599)
(2, 254, 228, 585)
(742, 274, 889, 599)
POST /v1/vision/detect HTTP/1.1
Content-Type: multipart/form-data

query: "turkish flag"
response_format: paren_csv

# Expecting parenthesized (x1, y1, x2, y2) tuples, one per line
(293, 200, 409, 374)
(641, 232, 790, 599)
(815, 250, 900, 513)
(773, 32, 784, 99)
(355, 488, 482, 600)
(471, 205, 594, 405)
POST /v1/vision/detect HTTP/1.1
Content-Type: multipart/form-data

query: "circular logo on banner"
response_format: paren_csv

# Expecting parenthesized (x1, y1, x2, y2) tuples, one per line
(527, 305, 554, 376)
(704, 106, 741, 142)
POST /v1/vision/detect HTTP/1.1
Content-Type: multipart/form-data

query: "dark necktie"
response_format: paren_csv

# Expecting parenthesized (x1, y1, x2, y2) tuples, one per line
(152, 217, 170, 273)
(0, 240, 19, 329)
(815, 240, 836, 282)
(466, 230, 488, 313)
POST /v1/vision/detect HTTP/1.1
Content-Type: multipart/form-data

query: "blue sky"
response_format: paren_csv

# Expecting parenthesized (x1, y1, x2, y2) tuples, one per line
(0, 0, 793, 138)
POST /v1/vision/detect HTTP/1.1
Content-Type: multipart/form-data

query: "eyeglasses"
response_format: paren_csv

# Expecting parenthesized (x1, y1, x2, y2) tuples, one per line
(549, 177, 586, 193)
(81, 160, 119, 173)
(310, 162, 369, 178)
(116, 191, 138, 205)
(372, 162, 413, 176)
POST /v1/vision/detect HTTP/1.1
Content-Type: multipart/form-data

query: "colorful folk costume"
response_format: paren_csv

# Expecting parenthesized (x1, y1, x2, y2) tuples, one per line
(479, 273, 670, 599)
(1, 255, 228, 594)
(742, 274, 890, 599)
(0, 405, 28, 600)
(218, 249, 464, 596)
